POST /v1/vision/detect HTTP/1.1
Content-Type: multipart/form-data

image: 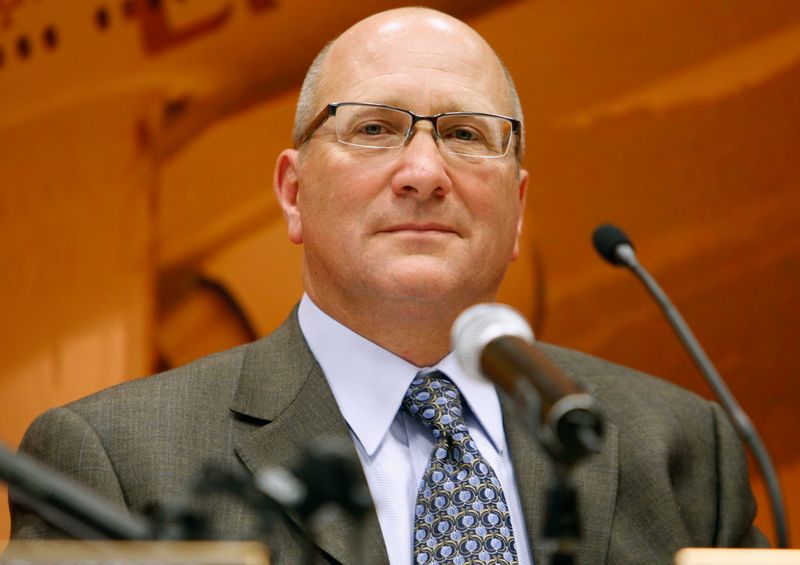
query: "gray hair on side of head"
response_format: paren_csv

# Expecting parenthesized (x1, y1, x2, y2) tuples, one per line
(292, 40, 334, 150)
(498, 59, 526, 162)
(291, 37, 526, 162)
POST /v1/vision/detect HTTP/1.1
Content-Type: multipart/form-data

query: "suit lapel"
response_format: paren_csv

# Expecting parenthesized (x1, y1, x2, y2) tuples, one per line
(230, 312, 389, 565)
(502, 388, 619, 565)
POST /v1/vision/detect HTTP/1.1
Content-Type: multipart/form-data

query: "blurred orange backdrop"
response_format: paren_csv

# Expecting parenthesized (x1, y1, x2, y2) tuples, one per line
(1, 0, 798, 549)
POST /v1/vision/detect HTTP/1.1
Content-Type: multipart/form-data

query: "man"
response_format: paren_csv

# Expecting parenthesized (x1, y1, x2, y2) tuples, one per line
(11, 7, 765, 564)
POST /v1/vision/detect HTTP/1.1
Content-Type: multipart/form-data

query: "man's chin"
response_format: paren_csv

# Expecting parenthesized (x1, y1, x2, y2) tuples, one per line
(373, 263, 484, 304)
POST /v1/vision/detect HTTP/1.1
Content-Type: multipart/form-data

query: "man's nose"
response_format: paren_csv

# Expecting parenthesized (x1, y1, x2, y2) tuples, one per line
(390, 123, 453, 200)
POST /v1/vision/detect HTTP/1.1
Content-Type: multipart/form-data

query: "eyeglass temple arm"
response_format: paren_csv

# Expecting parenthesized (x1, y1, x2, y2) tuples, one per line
(297, 105, 336, 147)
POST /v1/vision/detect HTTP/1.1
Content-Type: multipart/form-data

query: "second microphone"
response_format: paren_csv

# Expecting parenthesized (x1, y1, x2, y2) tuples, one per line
(452, 303, 604, 463)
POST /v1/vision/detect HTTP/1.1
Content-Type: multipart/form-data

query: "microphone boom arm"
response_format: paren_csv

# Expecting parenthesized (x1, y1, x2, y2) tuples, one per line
(610, 236, 789, 548)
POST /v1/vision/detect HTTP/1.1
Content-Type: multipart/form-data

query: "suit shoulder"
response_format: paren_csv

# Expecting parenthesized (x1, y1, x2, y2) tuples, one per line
(536, 342, 712, 421)
(57, 308, 306, 427)
(62, 339, 256, 418)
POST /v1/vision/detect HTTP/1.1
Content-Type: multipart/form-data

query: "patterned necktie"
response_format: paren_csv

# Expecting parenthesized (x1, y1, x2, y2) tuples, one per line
(403, 369, 518, 565)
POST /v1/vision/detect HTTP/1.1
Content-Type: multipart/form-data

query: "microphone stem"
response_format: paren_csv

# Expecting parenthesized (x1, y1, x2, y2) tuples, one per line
(626, 258, 788, 548)
(0, 443, 152, 540)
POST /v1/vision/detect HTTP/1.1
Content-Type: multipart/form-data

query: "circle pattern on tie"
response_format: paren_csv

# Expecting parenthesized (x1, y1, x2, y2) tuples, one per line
(403, 369, 518, 565)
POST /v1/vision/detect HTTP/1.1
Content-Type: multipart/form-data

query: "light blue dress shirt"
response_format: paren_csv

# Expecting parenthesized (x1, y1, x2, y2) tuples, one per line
(298, 295, 533, 565)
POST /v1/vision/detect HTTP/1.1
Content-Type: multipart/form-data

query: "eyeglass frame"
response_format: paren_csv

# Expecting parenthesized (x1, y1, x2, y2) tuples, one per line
(296, 101, 522, 159)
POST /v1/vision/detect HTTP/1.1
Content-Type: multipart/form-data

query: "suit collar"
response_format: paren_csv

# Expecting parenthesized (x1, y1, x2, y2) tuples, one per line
(231, 311, 389, 565)
(229, 307, 313, 422)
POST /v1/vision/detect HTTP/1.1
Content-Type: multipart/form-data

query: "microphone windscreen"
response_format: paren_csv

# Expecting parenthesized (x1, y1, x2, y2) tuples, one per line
(452, 303, 534, 381)
(592, 223, 633, 265)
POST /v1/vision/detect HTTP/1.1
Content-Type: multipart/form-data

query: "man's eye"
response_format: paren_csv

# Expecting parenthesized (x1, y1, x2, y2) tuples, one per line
(444, 127, 483, 143)
(453, 128, 478, 141)
(359, 123, 388, 135)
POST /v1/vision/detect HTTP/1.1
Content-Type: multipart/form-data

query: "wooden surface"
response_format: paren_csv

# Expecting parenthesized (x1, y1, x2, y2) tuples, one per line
(0, 541, 270, 564)
(675, 548, 800, 565)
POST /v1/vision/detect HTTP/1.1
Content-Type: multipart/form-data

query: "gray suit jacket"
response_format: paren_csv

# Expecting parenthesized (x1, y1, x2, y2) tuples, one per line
(10, 311, 766, 563)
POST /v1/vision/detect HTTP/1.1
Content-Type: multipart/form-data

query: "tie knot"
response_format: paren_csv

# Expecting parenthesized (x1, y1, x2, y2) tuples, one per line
(402, 369, 468, 441)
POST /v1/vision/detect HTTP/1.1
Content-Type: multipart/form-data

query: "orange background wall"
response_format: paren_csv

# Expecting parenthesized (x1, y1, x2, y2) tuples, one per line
(1, 0, 798, 550)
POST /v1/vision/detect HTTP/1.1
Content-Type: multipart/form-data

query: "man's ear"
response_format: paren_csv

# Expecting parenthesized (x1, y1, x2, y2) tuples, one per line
(273, 149, 303, 244)
(511, 168, 529, 261)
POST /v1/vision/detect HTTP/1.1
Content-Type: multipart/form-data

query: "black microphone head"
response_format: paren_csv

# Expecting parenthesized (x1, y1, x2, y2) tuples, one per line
(292, 438, 373, 518)
(592, 223, 634, 266)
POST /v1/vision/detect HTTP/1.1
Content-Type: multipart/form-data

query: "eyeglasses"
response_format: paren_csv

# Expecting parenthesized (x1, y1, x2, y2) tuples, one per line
(297, 102, 521, 159)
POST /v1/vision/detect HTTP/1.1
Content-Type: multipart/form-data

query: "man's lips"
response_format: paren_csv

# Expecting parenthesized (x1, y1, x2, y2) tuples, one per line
(379, 223, 459, 235)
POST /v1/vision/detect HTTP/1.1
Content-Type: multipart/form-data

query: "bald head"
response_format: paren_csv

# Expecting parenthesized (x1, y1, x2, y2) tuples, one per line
(292, 8, 525, 159)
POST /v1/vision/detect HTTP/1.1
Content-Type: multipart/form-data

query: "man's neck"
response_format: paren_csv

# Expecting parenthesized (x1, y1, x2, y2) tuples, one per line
(304, 290, 481, 367)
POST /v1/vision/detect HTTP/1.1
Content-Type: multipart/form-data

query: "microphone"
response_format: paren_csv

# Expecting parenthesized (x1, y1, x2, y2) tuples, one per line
(592, 223, 789, 548)
(255, 439, 373, 564)
(452, 304, 604, 463)
(256, 439, 372, 521)
(1, 442, 152, 540)
(592, 223, 636, 267)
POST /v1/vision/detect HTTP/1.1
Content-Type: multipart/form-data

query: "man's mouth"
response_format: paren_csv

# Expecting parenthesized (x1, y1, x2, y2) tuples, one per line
(380, 223, 458, 235)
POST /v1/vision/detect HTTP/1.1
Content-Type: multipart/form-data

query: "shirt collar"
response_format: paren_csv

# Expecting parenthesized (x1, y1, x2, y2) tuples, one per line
(297, 294, 507, 457)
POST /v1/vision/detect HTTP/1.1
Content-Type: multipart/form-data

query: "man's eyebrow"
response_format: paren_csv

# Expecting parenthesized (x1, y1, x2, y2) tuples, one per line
(348, 99, 496, 115)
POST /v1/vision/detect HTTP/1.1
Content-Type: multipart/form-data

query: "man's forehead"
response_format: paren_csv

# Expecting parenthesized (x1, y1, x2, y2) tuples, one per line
(319, 11, 509, 113)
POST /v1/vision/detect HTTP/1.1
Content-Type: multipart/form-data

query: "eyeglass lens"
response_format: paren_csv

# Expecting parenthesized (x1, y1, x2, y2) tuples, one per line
(333, 104, 513, 157)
